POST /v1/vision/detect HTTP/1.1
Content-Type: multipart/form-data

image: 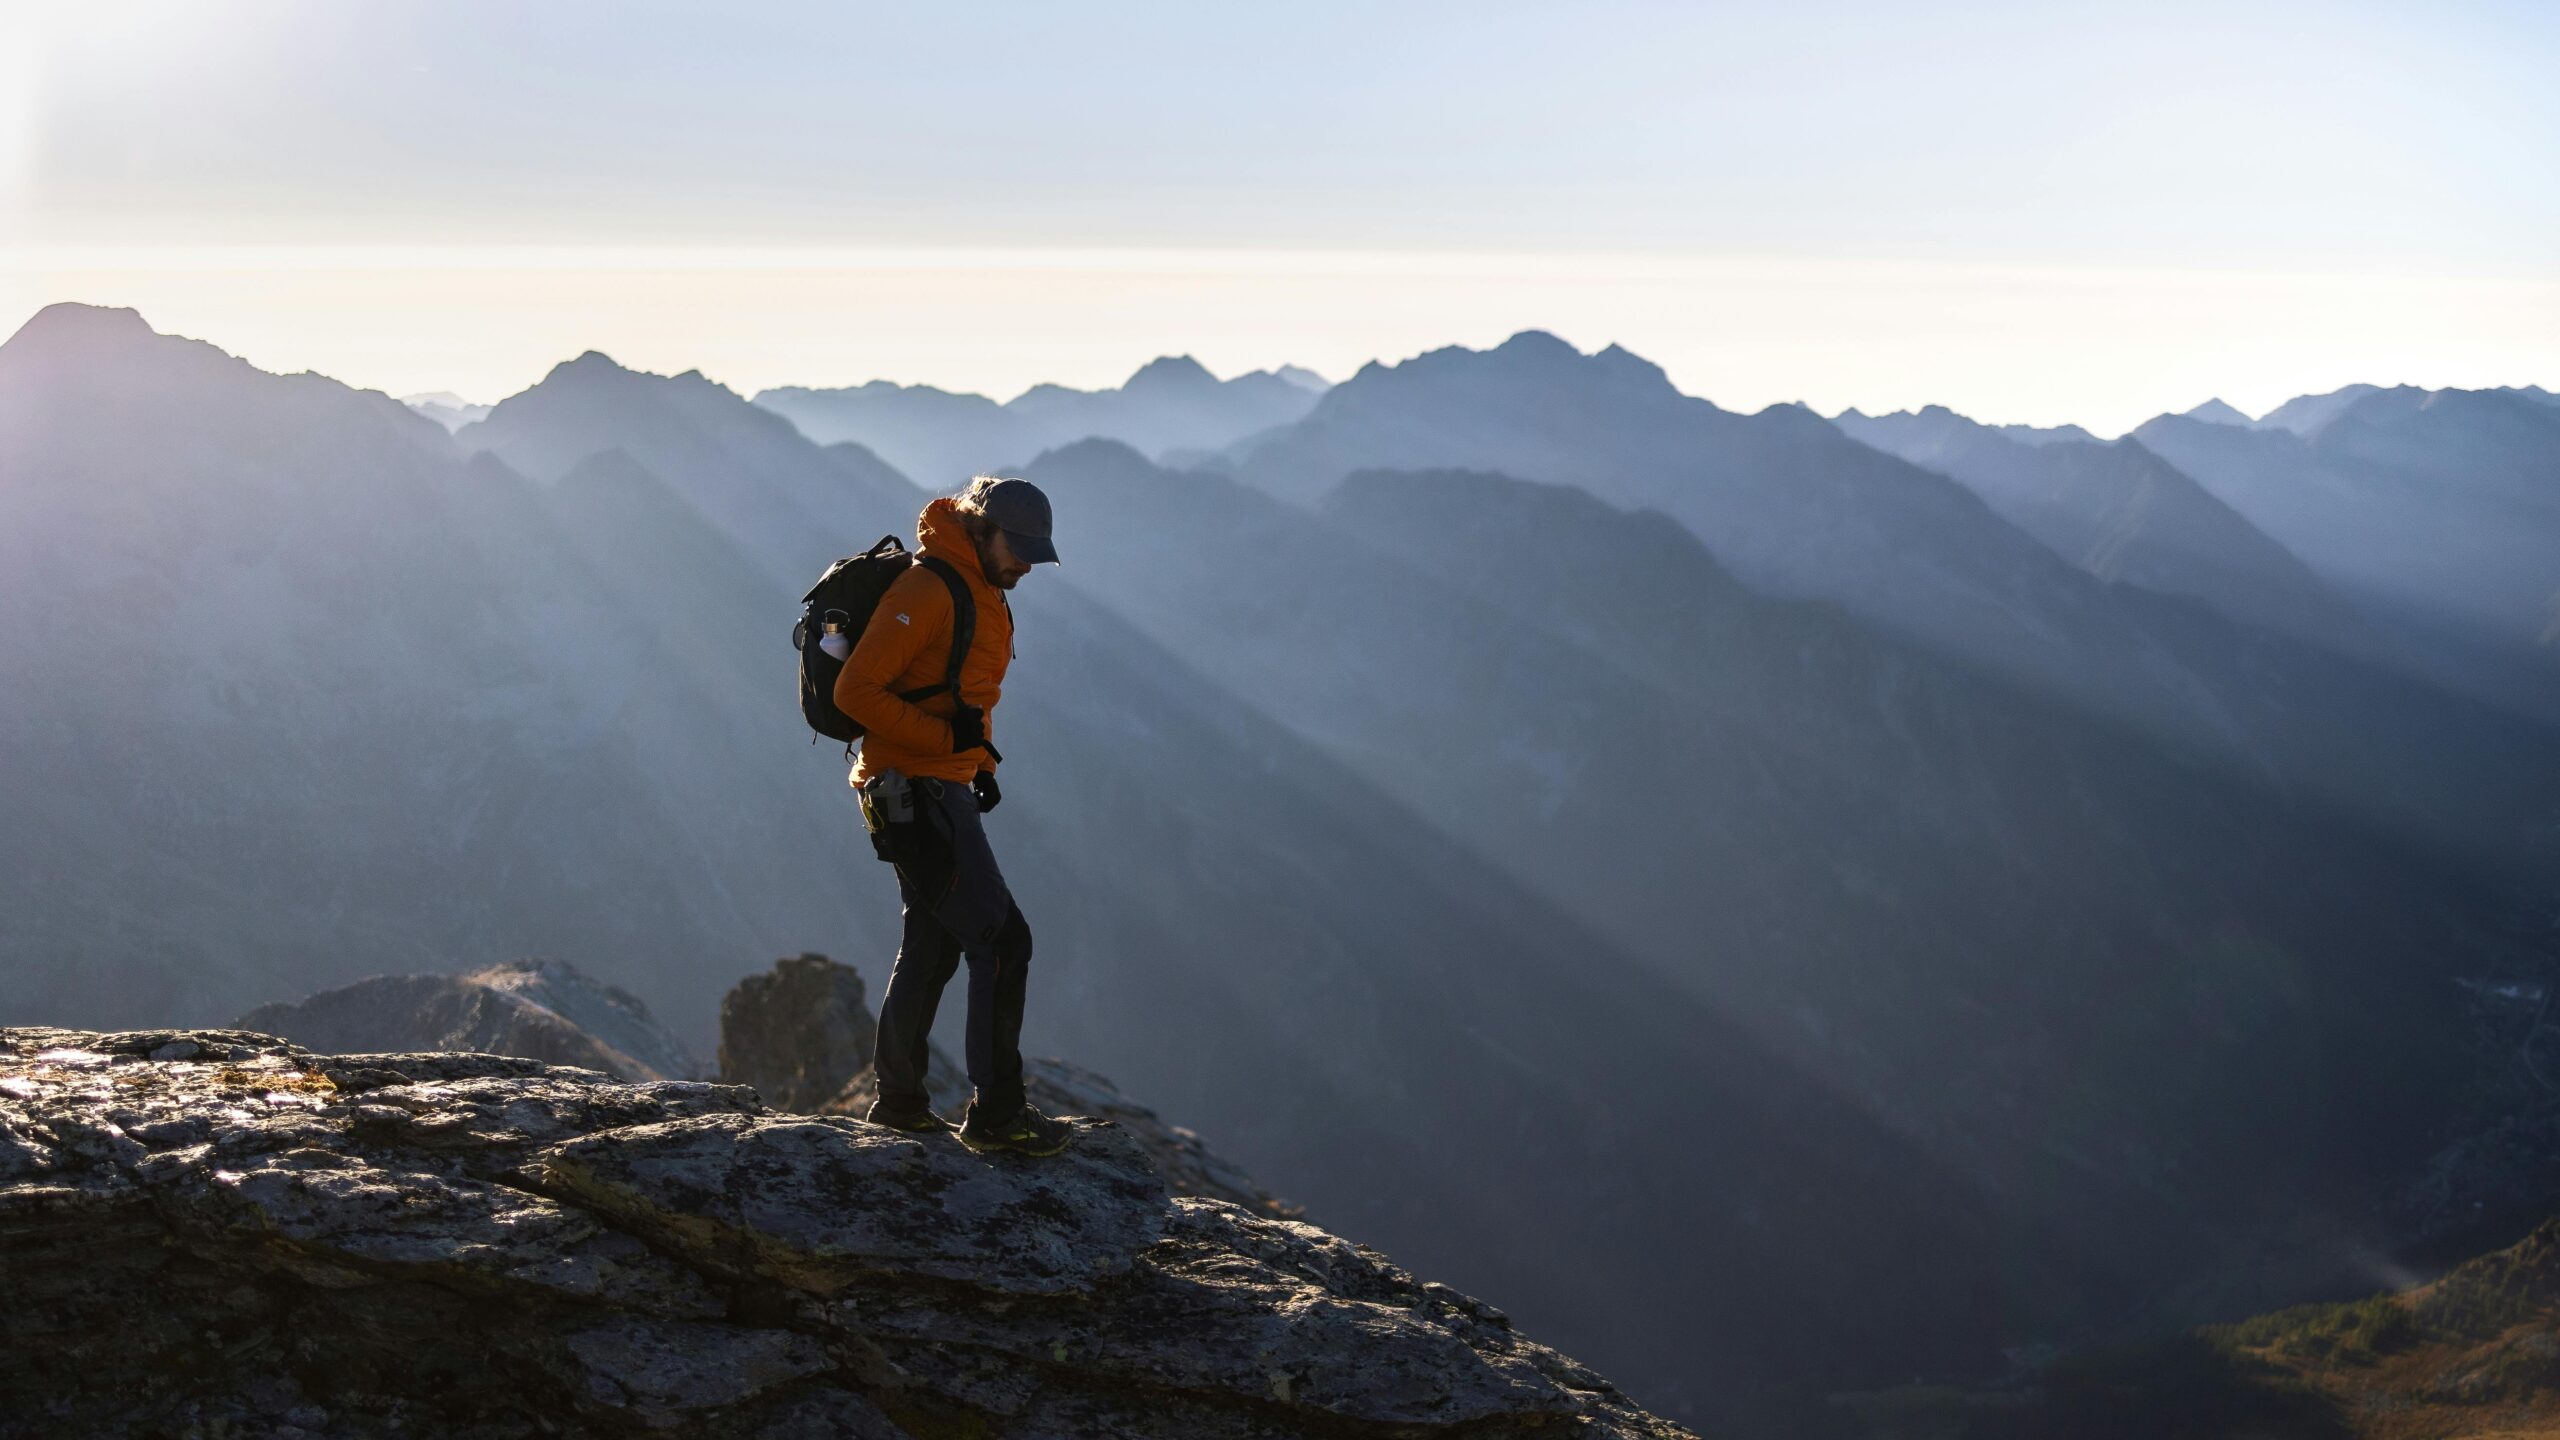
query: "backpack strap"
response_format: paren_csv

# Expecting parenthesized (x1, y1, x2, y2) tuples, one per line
(910, 556, 976, 702)
(902, 555, 1004, 765)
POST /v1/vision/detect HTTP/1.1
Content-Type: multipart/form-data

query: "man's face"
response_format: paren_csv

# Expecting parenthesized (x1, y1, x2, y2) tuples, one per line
(978, 526, 1033, 590)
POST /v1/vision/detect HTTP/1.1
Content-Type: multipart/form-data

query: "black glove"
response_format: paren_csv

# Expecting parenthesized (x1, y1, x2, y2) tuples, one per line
(972, 771, 1002, 813)
(949, 705, 987, 753)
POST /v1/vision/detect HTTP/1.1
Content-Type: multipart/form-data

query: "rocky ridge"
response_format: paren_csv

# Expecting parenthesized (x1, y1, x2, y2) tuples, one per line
(238, 958, 707, 1084)
(0, 1026, 1681, 1438)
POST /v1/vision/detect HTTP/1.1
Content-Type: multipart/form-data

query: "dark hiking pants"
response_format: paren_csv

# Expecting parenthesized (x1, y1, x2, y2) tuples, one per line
(872, 775, 1033, 1122)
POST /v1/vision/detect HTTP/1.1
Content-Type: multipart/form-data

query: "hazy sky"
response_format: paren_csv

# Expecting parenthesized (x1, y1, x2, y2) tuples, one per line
(5, 0, 2554, 432)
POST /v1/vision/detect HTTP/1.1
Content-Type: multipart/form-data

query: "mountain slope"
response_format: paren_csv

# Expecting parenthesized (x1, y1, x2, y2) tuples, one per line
(1018, 439, 2552, 1347)
(459, 352, 915, 587)
(1231, 331, 2282, 761)
(1834, 403, 2372, 656)
(1862, 1210, 2560, 1440)
(0, 305, 884, 1037)
(1229, 335, 2560, 881)
(2136, 388, 2560, 720)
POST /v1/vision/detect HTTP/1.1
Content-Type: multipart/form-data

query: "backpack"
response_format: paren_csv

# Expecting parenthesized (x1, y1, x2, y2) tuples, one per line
(794, 536, 976, 747)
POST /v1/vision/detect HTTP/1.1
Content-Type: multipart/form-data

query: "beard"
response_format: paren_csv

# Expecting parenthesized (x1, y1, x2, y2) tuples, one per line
(974, 537, 1025, 590)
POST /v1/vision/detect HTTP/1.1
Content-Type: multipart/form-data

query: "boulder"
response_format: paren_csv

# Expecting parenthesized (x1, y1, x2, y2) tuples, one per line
(715, 952, 876, 1111)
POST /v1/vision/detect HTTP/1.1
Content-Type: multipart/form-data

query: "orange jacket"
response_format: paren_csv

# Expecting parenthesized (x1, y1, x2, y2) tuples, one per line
(836, 497, 1015, 785)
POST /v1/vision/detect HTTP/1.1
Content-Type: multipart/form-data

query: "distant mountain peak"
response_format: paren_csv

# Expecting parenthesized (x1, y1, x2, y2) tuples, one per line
(1026, 434, 1153, 477)
(2182, 397, 2257, 427)
(1591, 341, 1676, 394)
(6, 301, 158, 352)
(524, 350, 742, 405)
(1493, 329, 1579, 361)
(544, 349, 633, 383)
(1273, 364, 1330, 392)
(1379, 331, 1684, 408)
(1124, 354, 1218, 390)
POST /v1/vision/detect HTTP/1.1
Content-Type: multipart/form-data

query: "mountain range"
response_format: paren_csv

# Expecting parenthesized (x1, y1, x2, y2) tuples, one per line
(751, 353, 1325, 492)
(4, 303, 2037, 1433)
(2134, 387, 2560, 721)
(1832, 403, 2374, 658)
(6, 300, 2557, 1435)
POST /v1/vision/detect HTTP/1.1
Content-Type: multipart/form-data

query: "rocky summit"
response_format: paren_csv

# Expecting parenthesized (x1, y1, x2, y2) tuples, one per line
(0, 1026, 1690, 1439)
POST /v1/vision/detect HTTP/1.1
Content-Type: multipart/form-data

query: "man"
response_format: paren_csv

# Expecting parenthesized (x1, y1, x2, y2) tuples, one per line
(833, 475, 1071, 1156)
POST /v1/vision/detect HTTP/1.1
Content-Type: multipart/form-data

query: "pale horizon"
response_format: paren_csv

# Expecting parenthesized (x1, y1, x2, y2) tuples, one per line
(7, 249, 2551, 439)
(7, 1, 2556, 435)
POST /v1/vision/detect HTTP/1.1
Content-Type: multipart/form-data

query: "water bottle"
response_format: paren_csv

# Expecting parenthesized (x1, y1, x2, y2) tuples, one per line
(818, 609, 854, 661)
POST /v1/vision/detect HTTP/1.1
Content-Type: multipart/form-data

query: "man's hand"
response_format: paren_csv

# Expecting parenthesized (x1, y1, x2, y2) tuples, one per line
(972, 771, 1002, 813)
(950, 705, 987, 753)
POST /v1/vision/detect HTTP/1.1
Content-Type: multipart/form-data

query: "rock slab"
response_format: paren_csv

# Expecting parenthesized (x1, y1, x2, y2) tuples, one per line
(0, 1026, 1691, 1439)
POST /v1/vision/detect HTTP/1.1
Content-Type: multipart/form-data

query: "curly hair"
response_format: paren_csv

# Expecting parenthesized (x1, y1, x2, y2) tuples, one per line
(952, 475, 1013, 518)
(952, 476, 1008, 538)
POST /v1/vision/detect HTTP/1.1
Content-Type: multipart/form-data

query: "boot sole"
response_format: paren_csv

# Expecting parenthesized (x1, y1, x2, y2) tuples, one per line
(866, 1114, 953, 1134)
(958, 1132, 1072, 1157)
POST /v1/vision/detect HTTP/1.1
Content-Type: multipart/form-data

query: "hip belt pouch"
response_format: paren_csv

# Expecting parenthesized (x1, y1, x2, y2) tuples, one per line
(856, 770, 945, 867)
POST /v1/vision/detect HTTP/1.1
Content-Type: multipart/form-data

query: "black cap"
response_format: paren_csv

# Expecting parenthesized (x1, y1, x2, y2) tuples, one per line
(977, 477, 1059, 565)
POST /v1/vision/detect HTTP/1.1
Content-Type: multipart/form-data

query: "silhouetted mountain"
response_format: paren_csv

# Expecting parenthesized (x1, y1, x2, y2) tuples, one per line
(2181, 397, 2261, 428)
(1835, 404, 2372, 655)
(0, 305, 2020, 1431)
(754, 354, 1326, 490)
(2136, 387, 2560, 720)
(2257, 382, 2384, 437)
(1019, 438, 2560, 1355)
(1992, 419, 2101, 446)
(0, 304, 890, 1044)
(459, 352, 914, 587)
(749, 379, 1030, 496)
(1008, 353, 1326, 455)
(1231, 331, 2293, 760)
(1228, 334, 2560, 879)
(401, 390, 491, 431)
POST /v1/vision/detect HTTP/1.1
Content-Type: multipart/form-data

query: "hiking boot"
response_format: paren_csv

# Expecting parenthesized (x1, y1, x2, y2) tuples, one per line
(957, 1102, 1073, 1157)
(864, 1098, 954, 1134)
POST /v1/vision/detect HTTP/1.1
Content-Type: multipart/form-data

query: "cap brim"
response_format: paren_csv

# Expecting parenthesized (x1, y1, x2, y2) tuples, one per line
(1006, 529, 1061, 565)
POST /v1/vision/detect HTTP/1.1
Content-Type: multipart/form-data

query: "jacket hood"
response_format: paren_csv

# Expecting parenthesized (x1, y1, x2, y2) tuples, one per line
(916, 497, 988, 584)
